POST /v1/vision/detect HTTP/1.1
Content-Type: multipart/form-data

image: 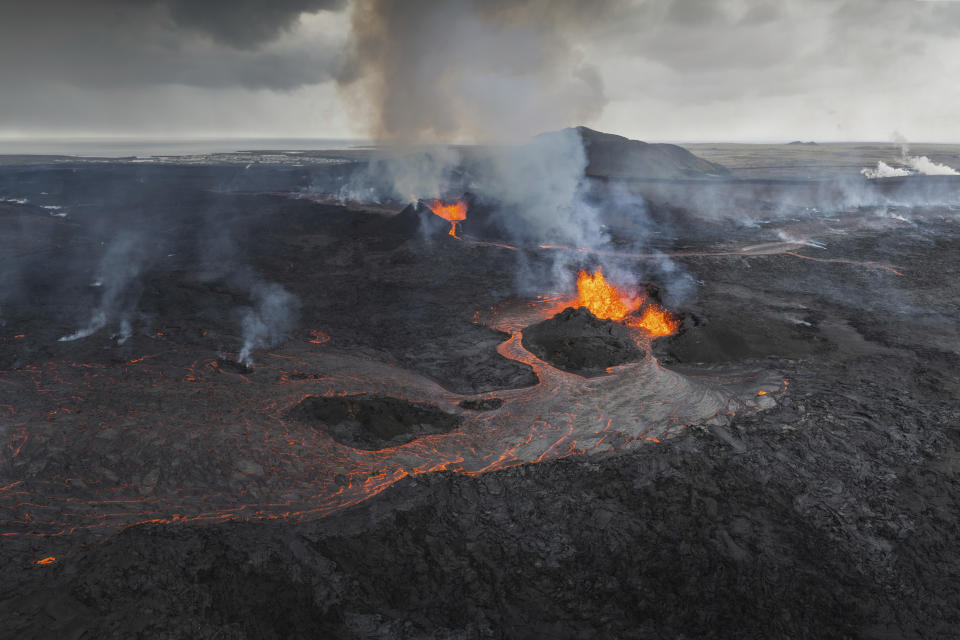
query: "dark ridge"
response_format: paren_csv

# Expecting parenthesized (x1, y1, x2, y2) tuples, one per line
(288, 394, 463, 450)
(555, 126, 730, 180)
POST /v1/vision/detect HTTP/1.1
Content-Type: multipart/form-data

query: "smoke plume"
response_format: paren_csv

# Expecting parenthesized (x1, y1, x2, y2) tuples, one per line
(237, 282, 300, 367)
(59, 232, 148, 343)
(341, 0, 613, 143)
(861, 161, 913, 179)
(862, 133, 960, 179)
(331, 0, 698, 302)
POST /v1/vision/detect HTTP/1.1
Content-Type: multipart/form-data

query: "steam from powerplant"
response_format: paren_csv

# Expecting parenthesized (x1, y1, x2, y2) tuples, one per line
(862, 134, 960, 179)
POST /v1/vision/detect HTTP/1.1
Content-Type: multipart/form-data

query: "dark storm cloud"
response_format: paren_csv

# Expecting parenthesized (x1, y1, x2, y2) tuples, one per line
(1, 0, 959, 139)
(5, 0, 347, 49)
(0, 0, 348, 90)
(146, 0, 347, 49)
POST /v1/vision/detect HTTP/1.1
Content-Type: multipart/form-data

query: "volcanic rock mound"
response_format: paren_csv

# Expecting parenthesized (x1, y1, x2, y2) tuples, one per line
(289, 394, 463, 450)
(522, 307, 643, 376)
(382, 201, 453, 242)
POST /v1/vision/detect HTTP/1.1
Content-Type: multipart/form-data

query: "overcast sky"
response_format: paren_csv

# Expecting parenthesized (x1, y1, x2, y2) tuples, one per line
(1, 0, 959, 142)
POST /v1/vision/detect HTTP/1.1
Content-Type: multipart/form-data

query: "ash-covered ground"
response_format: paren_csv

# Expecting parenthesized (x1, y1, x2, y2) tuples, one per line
(1, 142, 959, 639)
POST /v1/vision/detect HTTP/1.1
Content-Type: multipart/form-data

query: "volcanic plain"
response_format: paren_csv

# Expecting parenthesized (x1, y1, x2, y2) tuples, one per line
(1, 140, 959, 639)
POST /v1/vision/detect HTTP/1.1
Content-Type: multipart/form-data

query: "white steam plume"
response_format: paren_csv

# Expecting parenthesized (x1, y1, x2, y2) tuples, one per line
(862, 132, 959, 178)
(861, 161, 913, 179)
(904, 155, 959, 176)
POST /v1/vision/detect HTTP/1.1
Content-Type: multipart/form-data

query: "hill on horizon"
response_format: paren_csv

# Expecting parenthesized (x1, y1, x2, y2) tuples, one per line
(540, 126, 730, 181)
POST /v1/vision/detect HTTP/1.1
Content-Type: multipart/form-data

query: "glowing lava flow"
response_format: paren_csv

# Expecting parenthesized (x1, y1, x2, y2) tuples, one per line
(0, 300, 775, 549)
(427, 199, 467, 238)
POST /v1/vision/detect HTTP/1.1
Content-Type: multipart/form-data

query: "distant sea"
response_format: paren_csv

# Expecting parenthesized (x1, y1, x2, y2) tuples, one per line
(0, 138, 371, 158)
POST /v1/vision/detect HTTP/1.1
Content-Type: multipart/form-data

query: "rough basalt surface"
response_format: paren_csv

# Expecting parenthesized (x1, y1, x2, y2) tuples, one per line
(522, 306, 643, 375)
(458, 397, 504, 411)
(289, 394, 463, 450)
(2, 153, 960, 639)
(3, 357, 958, 639)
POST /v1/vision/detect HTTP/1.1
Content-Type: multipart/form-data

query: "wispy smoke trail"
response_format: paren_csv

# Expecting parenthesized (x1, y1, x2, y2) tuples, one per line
(237, 282, 300, 367)
(59, 232, 147, 343)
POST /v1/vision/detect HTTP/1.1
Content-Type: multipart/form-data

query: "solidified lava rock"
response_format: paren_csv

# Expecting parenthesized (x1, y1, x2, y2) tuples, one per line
(458, 397, 504, 411)
(216, 358, 254, 374)
(289, 394, 462, 450)
(383, 202, 453, 240)
(522, 306, 643, 376)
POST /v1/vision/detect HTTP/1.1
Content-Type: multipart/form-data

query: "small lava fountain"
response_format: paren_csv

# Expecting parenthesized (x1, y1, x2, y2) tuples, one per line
(426, 199, 468, 238)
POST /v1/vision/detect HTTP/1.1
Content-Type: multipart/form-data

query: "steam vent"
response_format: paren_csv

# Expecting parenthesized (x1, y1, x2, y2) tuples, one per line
(3, 2, 960, 637)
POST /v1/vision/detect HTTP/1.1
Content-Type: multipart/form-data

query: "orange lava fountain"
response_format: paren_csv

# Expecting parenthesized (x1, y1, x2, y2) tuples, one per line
(566, 267, 679, 338)
(572, 268, 642, 321)
(426, 200, 467, 238)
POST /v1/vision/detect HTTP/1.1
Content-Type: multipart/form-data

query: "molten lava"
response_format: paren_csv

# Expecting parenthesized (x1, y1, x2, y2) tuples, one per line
(627, 304, 680, 338)
(567, 267, 679, 338)
(308, 329, 330, 345)
(427, 199, 467, 238)
(572, 268, 642, 321)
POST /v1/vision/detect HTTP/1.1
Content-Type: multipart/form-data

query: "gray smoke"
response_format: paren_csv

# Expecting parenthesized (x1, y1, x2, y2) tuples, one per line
(59, 232, 148, 343)
(237, 282, 300, 367)
(329, 0, 698, 301)
(336, 146, 463, 203)
(341, 0, 614, 143)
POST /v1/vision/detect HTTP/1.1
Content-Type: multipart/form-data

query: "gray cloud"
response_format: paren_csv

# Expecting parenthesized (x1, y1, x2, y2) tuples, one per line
(1, 0, 959, 140)
(151, 0, 347, 49)
(0, 0, 347, 91)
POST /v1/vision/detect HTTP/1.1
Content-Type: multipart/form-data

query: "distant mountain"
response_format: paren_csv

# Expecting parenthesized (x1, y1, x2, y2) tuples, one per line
(542, 126, 730, 180)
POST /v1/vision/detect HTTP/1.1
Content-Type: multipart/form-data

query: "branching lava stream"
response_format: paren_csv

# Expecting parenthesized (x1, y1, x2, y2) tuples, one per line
(0, 298, 782, 556)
